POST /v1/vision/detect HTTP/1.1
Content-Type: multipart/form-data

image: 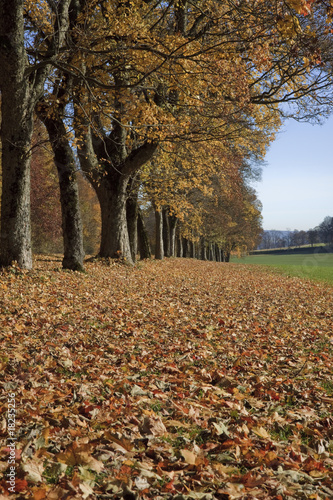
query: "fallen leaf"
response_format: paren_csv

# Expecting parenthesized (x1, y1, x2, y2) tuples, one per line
(181, 449, 197, 465)
(252, 426, 270, 439)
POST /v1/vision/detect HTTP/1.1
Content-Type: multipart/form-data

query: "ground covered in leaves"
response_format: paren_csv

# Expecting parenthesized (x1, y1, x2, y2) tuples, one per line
(0, 257, 333, 500)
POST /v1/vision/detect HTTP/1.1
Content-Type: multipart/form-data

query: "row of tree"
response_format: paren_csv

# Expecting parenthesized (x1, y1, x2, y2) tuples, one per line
(258, 217, 333, 250)
(314, 216, 333, 245)
(29, 124, 262, 262)
(258, 230, 310, 249)
(1, 0, 333, 269)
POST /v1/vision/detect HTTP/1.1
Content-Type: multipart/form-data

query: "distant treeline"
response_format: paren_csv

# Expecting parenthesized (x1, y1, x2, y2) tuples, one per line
(251, 245, 333, 256)
(258, 216, 333, 250)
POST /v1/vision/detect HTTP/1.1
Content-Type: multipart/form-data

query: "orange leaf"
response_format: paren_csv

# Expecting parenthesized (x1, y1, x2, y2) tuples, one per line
(32, 488, 48, 500)
(16, 479, 28, 492)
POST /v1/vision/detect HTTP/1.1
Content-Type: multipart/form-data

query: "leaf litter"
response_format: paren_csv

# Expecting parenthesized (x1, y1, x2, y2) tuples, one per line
(0, 257, 332, 499)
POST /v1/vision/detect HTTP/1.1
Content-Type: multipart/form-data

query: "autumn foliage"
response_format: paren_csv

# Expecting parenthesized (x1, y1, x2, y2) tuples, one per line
(0, 259, 332, 498)
(30, 124, 63, 254)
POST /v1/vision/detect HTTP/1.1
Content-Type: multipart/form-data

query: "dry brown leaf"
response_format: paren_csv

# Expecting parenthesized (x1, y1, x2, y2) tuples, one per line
(181, 449, 197, 465)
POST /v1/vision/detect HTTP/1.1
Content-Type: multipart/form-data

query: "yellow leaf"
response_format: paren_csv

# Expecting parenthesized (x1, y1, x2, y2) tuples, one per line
(123, 460, 134, 466)
(181, 449, 197, 465)
(309, 470, 326, 478)
(252, 426, 270, 439)
(13, 351, 26, 361)
(166, 420, 191, 429)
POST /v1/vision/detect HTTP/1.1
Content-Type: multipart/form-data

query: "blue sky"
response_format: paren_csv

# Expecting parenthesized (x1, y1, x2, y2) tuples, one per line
(253, 115, 333, 231)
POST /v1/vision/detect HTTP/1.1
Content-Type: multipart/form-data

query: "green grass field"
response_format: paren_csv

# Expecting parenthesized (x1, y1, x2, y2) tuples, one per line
(232, 252, 333, 285)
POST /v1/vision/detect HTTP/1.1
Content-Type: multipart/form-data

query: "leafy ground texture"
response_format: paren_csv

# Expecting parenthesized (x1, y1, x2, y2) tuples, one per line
(0, 257, 333, 500)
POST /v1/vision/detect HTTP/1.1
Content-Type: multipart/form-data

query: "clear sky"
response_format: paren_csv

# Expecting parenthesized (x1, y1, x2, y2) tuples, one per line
(253, 115, 333, 231)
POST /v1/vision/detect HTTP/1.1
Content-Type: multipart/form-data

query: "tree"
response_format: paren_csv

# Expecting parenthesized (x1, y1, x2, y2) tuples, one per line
(137, 207, 152, 260)
(141, 137, 265, 261)
(308, 228, 319, 247)
(194, 171, 263, 260)
(37, 75, 85, 271)
(0, 0, 71, 268)
(71, 0, 333, 264)
(319, 216, 333, 244)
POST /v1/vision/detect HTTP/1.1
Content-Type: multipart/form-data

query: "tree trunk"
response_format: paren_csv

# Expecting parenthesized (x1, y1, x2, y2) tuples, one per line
(215, 244, 220, 262)
(175, 0, 188, 34)
(183, 238, 189, 258)
(155, 208, 164, 260)
(213, 244, 217, 261)
(137, 208, 151, 259)
(0, 90, 33, 268)
(177, 233, 183, 257)
(0, 0, 70, 269)
(169, 214, 178, 257)
(225, 251, 231, 262)
(200, 238, 207, 260)
(126, 192, 138, 263)
(40, 113, 85, 271)
(189, 240, 195, 258)
(162, 208, 171, 257)
(77, 124, 158, 265)
(208, 242, 214, 261)
(97, 178, 133, 264)
(0, 2, 32, 268)
(58, 167, 85, 271)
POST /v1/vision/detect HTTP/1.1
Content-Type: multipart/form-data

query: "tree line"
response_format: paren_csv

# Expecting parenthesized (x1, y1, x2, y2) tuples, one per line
(1, 0, 333, 270)
(258, 217, 333, 250)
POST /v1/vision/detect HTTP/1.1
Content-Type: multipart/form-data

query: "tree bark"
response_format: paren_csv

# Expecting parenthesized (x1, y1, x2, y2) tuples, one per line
(215, 244, 220, 262)
(59, 168, 85, 271)
(0, 0, 70, 268)
(189, 240, 195, 258)
(162, 208, 171, 257)
(155, 208, 164, 260)
(183, 238, 189, 258)
(169, 214, 178, 257)
(96, 177, 133, 264)
(175, 0, 188, 34)
(137, 208, 151, 259)
(126, 190, 139, 263)
(0, 88, 33, 268)
(0, 1, 32, 268)
(177, 233, 183, 257)
(40, 112, 85, 271)
(200, 238, 207, 260)
(208, 242, 214, 261)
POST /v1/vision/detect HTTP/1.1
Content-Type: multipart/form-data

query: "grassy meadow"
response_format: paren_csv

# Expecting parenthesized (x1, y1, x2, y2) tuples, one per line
(232, 250, 333, 285)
